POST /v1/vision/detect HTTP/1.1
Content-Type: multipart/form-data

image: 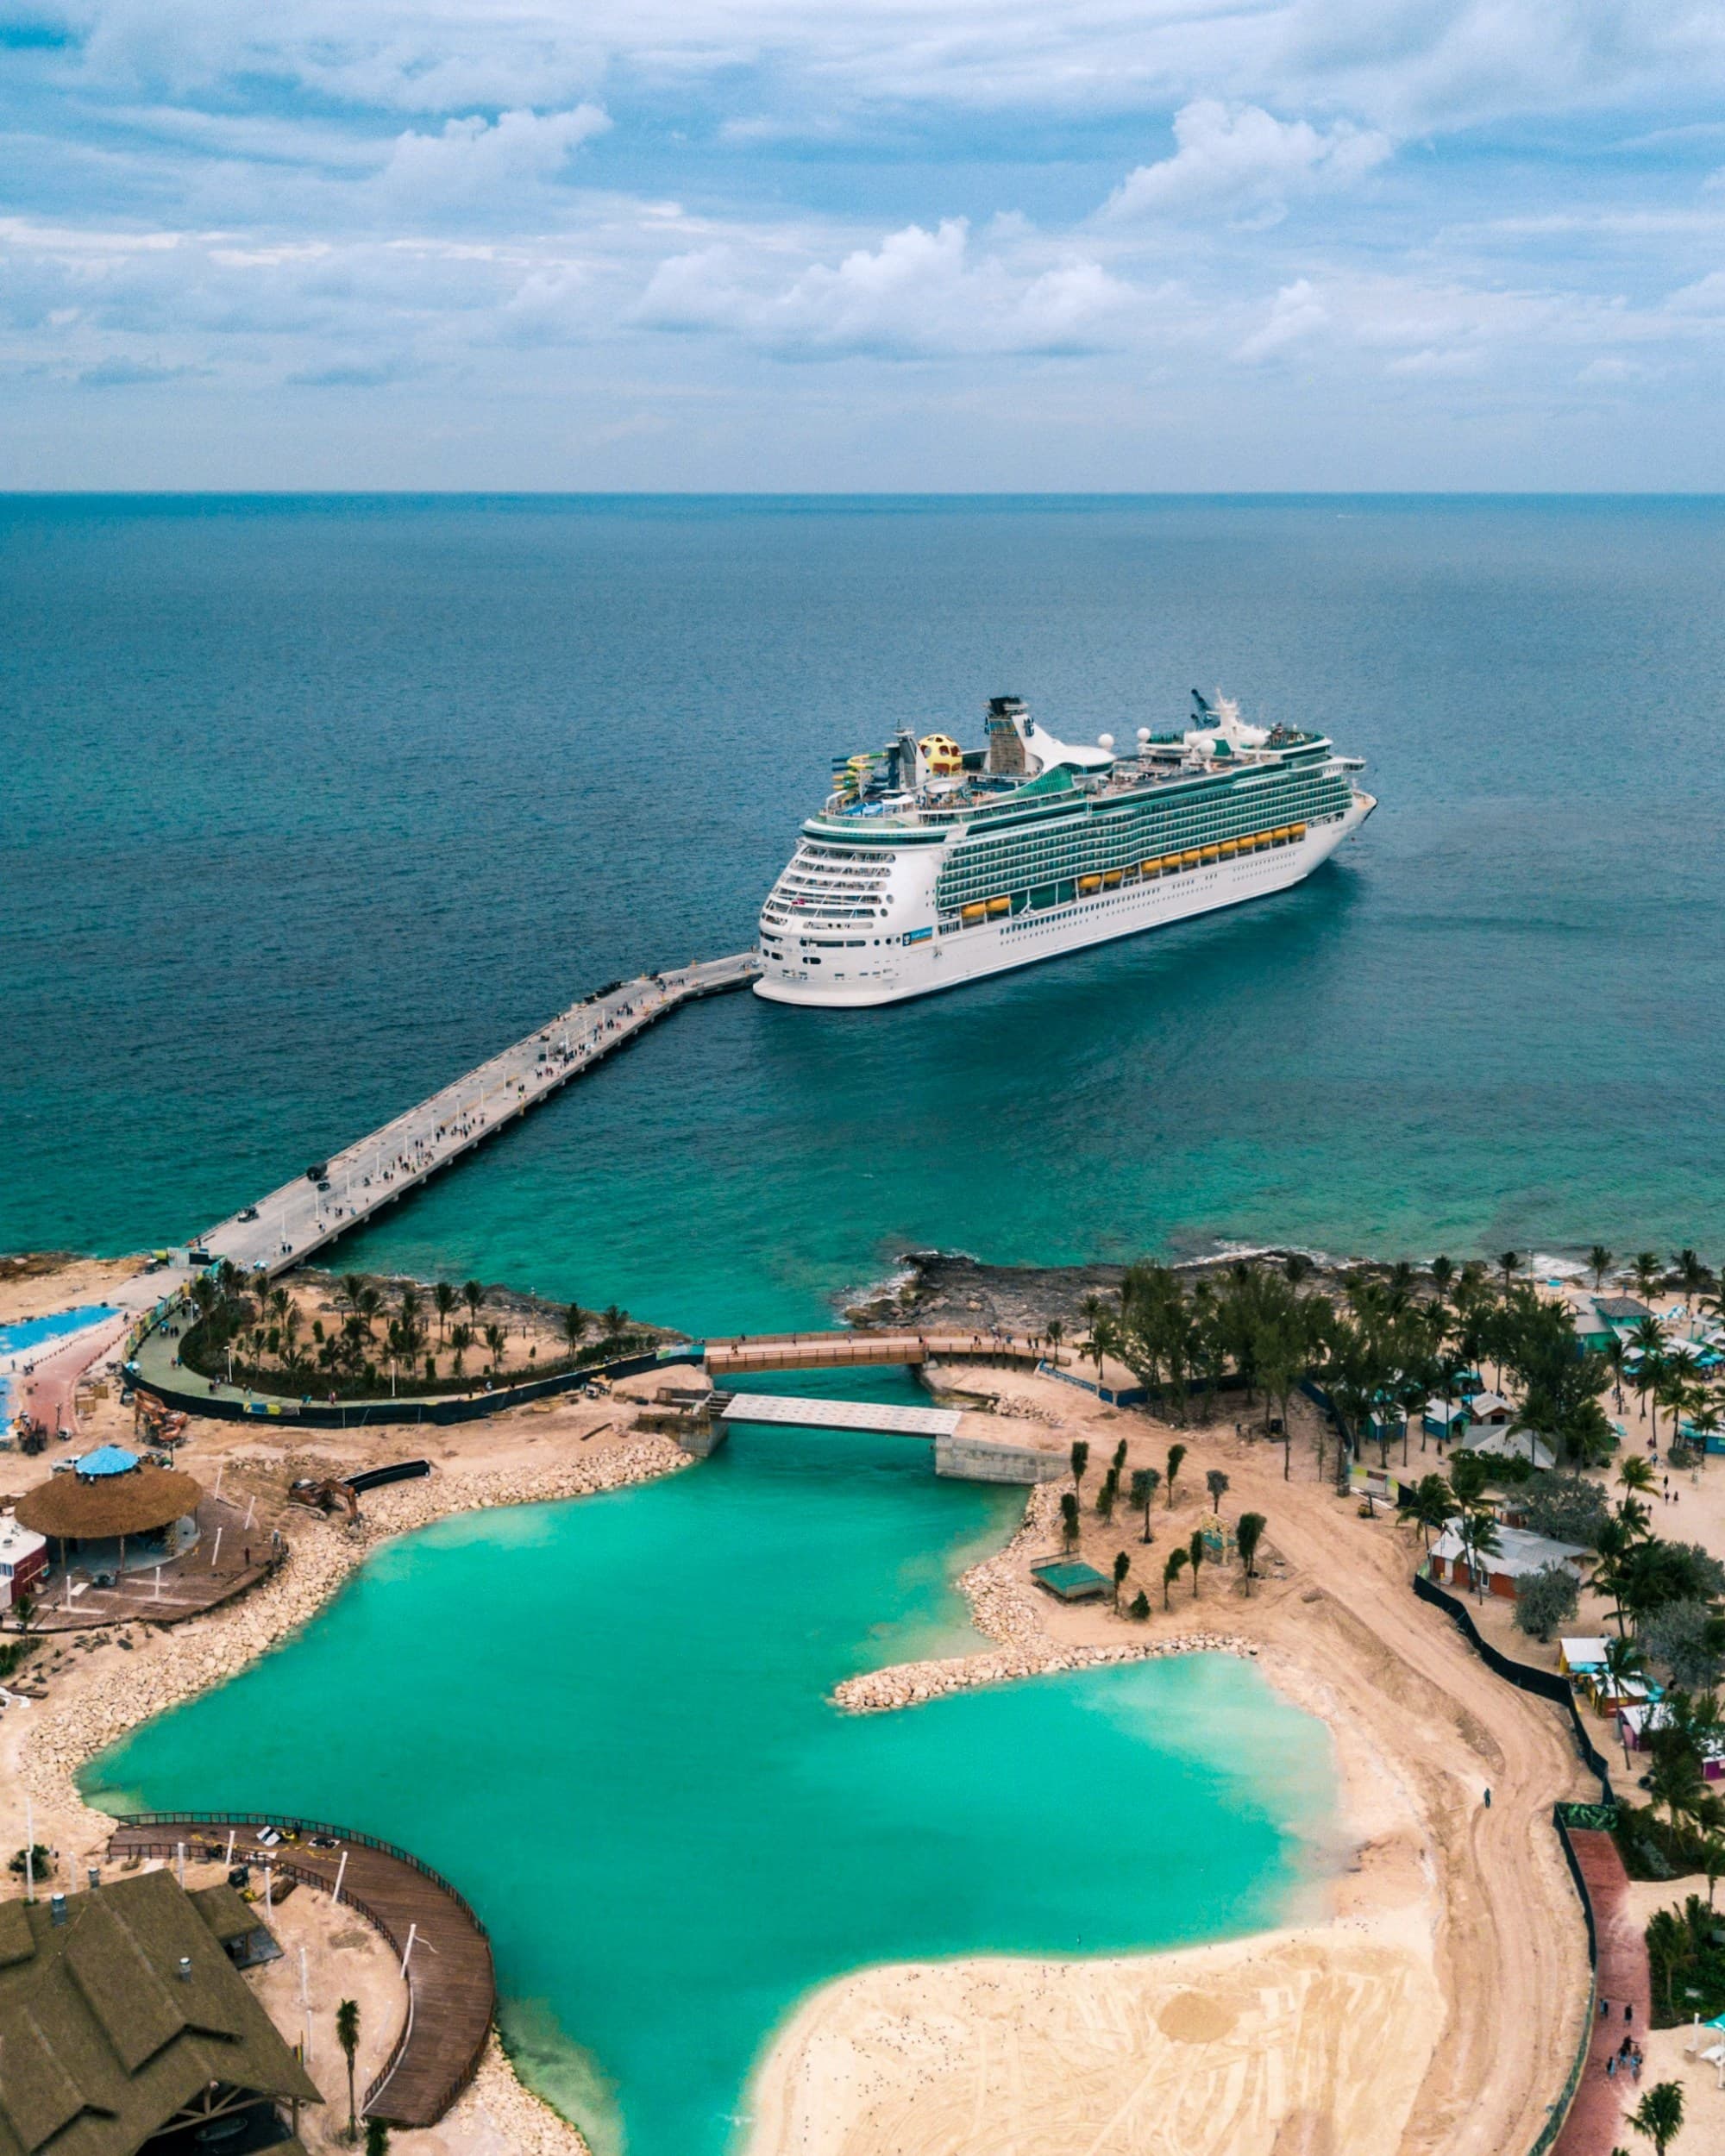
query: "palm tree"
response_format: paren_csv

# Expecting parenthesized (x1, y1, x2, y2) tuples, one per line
(1082, 1294, 1109, 1378)
(1674, 1250, 1711, 1300)
(433, 1282, 455, 1342)
(1236, 1511, 1265, 1588)
(1161, 1548, 1188, 1608)
(1588, 1245, 1614, 1291)
(602, 1302, 627, 1338)
(1187, 1527, 1206, 1598)
(1165, 1442, 1187, 1507)
(1060, 1492, 1080, 1551)
(1619, 1455, 1657, 1498)
(483, 1321, 506, 1372)
(1633, 1251, 1665, 1303)
(1130, 1468, 1159, 1541)
(1112, 1550, 1130, 1609)
(336, 1997, 361, 2142)
(1206, 1468, 1229, 1517)
(1044, 1317, 1065, 1366)
(1628, 2078, 1684, 2155)
(1456, 1507, 1501, 1603)
(365, 2122, 392, 2156)
(1070, 1439, 1089, 1495)
(563, 1302, 589, 1357)
(1409, 1474, 1452, 1553)
(1648, 1746, 1706, 1833)
(1497, 1250, 1521, 1299)
(1095, 1469, 1117, 1522)
(461, 1278, 486, 1328)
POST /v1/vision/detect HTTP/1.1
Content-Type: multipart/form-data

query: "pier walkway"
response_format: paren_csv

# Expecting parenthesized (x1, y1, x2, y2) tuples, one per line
(108, 1809, 495, 2129)
(198, 953, 758, 1280)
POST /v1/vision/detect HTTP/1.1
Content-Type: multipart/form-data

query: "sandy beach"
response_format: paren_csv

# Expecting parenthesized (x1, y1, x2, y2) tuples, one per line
(746, 1361, 1594, 2156)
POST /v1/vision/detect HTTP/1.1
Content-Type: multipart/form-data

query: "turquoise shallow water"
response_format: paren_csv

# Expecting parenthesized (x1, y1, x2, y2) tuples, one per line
(6, 496, 1725, 1325)
(88, 1372, 1335, 2156)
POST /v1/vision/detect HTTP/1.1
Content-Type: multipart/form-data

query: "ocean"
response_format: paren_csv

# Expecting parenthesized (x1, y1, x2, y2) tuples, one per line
(5, 494, 1724, 1330)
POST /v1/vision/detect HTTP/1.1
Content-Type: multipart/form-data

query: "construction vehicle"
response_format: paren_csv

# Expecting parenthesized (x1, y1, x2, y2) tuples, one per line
(287, 1476, 361, 1522)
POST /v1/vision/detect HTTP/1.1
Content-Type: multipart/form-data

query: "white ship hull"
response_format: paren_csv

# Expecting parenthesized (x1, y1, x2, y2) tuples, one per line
(756, 793, 1373, 1008)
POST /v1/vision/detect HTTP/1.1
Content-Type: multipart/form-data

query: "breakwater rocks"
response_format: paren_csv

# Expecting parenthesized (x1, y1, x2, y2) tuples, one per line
(448, 2034, 595, 2156)
(20, 1433, 691, 1844)
(833, 1483, 1255, 1714)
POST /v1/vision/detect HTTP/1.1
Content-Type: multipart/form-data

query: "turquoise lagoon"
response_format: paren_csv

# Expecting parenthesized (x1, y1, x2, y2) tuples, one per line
(88, 1375, 1337, 2156)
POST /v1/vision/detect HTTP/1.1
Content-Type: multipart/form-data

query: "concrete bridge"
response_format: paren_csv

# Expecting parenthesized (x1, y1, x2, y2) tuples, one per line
(192, 952, 759, 1280)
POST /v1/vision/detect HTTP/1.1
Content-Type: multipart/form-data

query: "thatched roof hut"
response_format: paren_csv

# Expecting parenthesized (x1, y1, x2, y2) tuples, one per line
(15, 1462, 202, 1542)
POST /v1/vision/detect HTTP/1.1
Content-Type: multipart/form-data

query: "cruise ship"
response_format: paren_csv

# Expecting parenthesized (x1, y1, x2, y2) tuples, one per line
(755, 692, 1374, 1006)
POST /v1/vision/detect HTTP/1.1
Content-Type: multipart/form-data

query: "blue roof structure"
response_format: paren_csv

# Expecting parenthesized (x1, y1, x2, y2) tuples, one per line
(75, 1444, 141, 1478)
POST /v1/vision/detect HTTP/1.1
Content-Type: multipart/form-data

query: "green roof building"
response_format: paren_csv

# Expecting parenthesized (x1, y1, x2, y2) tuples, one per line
(0, 1868, 318, 2156)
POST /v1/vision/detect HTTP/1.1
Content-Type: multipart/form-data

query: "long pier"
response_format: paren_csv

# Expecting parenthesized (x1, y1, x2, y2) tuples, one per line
(196, 952, 759, 1280)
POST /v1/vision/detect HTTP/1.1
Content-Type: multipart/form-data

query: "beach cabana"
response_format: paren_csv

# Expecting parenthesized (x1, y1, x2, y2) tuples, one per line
(1466, 1391, 1515, 1426)
(1619, 1702, 1725, 1777)
(1428, 1521, 1586, 1600)
(1421, 1399, 1471, 1441)
(1458, 1425, 1558, 1472)
(1559, 1637, 1610, 1679)
(15, 1449, 201, 1578)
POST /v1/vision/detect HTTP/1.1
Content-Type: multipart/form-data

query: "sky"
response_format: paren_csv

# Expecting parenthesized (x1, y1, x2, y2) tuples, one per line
(3, 0, 1724, 488)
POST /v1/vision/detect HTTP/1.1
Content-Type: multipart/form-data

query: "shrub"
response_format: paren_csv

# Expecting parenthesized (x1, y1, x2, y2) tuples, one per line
(1519, 1470, 1612, 1550)
(1512, 1562, 1580, 1642)
(1641, 1601, 1725, 1690)
(1129, 1589, 1151, 1620)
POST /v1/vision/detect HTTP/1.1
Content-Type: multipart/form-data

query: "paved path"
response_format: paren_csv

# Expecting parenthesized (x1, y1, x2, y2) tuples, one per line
(1553, 1828, 1652, 2156)
(108, 1812, 494, 2128)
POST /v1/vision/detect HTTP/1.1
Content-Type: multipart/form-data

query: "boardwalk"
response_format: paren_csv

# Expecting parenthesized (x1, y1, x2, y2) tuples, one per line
(1552, 1828, 1651, 2156)
(199, 952, 758, 1280)
(28, 1492, 281, 1633)
(107, 1810, 495, 2128)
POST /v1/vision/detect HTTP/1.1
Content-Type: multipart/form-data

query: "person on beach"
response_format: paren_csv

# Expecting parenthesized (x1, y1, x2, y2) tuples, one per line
(1605, 2054, 1616, 2081)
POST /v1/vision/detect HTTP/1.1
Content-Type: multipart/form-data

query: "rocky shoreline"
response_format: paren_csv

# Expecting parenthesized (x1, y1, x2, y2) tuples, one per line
(844, 1248, 1333, 1334)
(833, 1482, 1254, 1714)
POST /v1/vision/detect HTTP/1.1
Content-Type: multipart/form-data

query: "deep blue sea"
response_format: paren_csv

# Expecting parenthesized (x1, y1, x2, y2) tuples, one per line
(5, 495, 1724, 1330)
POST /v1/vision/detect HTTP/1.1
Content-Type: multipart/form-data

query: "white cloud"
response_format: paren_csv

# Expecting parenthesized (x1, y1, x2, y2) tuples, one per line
(378, 105, 611, 204)
(1105, 100, 1390, 222)
(637, 217, 1136, 357)
(1237, 277, 1329, 358)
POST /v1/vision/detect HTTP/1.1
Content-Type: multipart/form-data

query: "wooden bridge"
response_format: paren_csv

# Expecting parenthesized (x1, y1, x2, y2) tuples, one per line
(107, 1810, 495, 2128)
(703, 1329, 1046, 1378)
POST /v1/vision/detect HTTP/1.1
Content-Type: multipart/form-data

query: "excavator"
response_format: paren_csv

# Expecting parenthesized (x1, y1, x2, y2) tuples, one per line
(130, 1388, 189, 1447)
(287, 1476, 361, 1523)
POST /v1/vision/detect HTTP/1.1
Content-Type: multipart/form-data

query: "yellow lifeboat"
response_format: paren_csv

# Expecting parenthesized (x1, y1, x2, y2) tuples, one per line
(1219, 840, 1239, 857)
(1181, 849, 1203, 865)
(1102, 869, 1122, 888)
(1200, 844, 1221, 862)
(1078, 874, 1103, 894)
(960, 902, 988, 924)
(1290, 821, 1307, 839)
(919, 732, 964, 776)
(987, 895, 1011, 917)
